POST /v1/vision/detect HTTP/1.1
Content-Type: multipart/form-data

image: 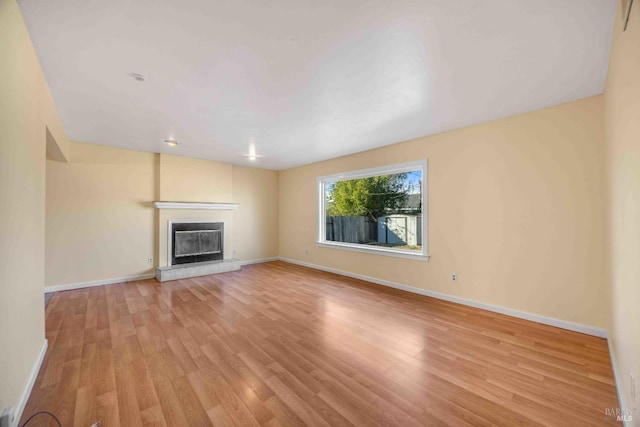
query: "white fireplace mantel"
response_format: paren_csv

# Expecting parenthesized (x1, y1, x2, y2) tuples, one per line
(153, 201, 239, 210)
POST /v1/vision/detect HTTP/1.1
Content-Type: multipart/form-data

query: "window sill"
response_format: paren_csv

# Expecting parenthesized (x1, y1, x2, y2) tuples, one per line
(316, 241, 430, 261)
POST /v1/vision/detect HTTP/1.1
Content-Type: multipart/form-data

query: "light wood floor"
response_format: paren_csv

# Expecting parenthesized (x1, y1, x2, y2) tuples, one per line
(22, 261, 620, 426)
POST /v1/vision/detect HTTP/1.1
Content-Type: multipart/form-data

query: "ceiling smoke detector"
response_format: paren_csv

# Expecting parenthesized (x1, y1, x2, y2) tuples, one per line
(127, 72, 146, 82)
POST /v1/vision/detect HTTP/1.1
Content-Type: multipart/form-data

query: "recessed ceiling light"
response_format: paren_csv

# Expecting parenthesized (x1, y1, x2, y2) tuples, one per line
(127, 72, 146, 82)
(164, 139, 178, 147)
(243, 143, 261, 161)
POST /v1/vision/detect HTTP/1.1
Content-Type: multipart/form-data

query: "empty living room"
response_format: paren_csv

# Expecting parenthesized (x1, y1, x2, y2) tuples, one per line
(2, 0, 639, 425)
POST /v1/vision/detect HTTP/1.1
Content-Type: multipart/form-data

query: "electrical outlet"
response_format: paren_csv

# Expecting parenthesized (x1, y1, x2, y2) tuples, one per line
(305, 249, 309, 255)
(451, 273, 457, 281)
(0, 407, 14, 427)
(147, 257, 153, 264)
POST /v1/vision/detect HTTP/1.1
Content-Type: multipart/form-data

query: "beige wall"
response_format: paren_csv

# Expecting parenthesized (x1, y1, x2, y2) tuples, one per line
(46, 143, 156, 286)
(46, 146, 280, 285)
(232, 165, 279, 262)
(604, 0, 640, 417)
(159, 154, 233, 202)
(279, 96, 608, 328)
(0, 0, 69, 417)
(156, 153, 235, 266)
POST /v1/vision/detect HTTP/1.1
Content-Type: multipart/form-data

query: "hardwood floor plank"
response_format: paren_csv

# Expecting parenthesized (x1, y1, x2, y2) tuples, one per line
(150, 375, 191, 427)
(199, 352, 276, 424)
(95, 339, 116, 396)
(96, 390, 120, 427)
(52, 359, 81, 427)
(39, 346, 67, 388)
(207, 405, 239, 427)
(263, 395, 308, 426)
(170, 375, 214, 426)
(73, 385, 96, 427)
(139, 404, 168, 427)
(131, 358, 161, 412)
(113, 355, 143, 427)
(78, 343, 96, 388)
(20, 262, 620, 426)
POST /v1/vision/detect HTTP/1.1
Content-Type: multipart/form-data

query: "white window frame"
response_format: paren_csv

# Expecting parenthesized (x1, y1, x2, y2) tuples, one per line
(317, 160, 429, 261)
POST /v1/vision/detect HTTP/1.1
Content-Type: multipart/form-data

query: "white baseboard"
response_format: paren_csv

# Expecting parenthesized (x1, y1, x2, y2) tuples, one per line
(278, 257, 608, 338)
(239, 257, 279, 266)
(44, 273, 156, 293)
(11, 339, 48, 427)
(40, 257, 607, 339)
(607, 338, 632, 427)
(43, 258, 280, 293)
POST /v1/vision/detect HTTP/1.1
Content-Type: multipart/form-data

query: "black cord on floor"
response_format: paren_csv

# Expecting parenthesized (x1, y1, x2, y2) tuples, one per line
(20, 411, 62, 427)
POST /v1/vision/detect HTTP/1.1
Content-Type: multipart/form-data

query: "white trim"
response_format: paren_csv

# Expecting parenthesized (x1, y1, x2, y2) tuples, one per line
(316, 241, 430, 261)
(39, 256, 608, 338)
(11, 339, 48, 427)
(316, 159, 427, 181)
(44, 273, 155, 293)
(42, 258, 279, 293)
(317, 160, 428, 259)
(153, 202, 239, 210)
(239, 257, 279, 266)
(278, 257, 608, 338)
(608, 338, 632, 427)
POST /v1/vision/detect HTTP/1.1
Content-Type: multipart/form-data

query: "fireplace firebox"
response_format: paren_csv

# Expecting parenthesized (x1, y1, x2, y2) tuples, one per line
(171, 222, 223, 265)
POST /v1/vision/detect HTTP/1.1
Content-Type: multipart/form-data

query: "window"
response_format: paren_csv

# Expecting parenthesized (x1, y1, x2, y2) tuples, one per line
(317, 160, 428, 260)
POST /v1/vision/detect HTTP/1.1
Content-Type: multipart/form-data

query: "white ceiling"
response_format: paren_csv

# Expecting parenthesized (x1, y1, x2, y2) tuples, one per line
(19, 0, 616, 170)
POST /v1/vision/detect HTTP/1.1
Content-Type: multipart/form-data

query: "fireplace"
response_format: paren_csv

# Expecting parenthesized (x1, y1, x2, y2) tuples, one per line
(171, 222, 223, 265)
(154, 203, 240, 281)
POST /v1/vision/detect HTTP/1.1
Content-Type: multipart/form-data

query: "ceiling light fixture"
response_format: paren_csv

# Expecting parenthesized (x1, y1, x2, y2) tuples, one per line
(243, 142, 261, 161)
(164, 139, 178, 147)
(242, 153, 261, 161)
(243, 143, 262, 161)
